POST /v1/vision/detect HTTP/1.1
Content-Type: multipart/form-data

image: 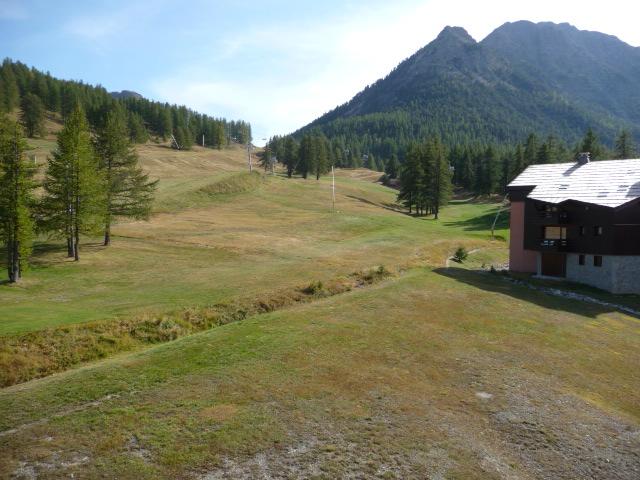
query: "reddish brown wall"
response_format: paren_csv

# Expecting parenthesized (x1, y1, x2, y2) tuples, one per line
(509, 201, 538, 273)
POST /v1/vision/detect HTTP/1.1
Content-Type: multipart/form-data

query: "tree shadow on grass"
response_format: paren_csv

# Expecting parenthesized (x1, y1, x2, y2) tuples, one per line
(444, 209, 510, 232)
(433, 266, 636, 320)
(30, 241, 106, 267)
(345, 195, 409, 215)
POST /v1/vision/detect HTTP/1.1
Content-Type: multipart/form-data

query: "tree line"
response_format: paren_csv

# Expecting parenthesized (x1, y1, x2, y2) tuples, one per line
(0, 103, 156, 283)
(0, 58, 251, 149)
(264, 127, 636, 217)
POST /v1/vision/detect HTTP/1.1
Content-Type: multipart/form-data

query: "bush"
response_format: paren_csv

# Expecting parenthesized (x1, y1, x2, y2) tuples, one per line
(453, 247, 468, 263)
(302, 281, 324, 296)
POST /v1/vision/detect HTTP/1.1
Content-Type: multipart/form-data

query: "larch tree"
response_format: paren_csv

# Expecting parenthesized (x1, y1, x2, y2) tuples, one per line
(42, 105, 105, 261)
(397, 144, 424, 214)
(614, 130, 636, 159)
(0, 61, 20, 112)
(426, 137, 452, 220)
(0, 118, 36, 282)
(95, 106, 157, 246)
(20, 93, 46, 138)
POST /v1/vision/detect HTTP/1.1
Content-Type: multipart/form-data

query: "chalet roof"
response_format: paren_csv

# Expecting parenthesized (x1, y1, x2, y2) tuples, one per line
(508, 159, 640, 208)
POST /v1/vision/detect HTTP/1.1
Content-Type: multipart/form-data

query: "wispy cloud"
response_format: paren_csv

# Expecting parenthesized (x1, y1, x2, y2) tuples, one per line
(63, 1, 162, 44)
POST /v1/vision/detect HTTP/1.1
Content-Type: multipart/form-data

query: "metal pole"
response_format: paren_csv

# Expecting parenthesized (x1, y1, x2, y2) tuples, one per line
(202, 134, 205, 147)
(248, 143, 253, 172)
(491, 194, 510, 240)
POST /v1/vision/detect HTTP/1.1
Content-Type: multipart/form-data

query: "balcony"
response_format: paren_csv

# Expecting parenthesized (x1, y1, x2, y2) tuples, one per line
(540, 239, 569, 251)
(537, 211, 571, 224)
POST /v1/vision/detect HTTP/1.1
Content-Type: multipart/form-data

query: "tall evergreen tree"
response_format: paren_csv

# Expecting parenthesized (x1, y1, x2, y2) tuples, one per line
(385, 154, 400, 179)
(0, 61, 20, 112)
(128, 112, 149, 144)
(614, 130, 636, 159)
(160, 109, 173, 141)
(297, 135, 314, 179)
(282, 136, 298, 178)
(397, 144, 423, 214)
(96, 106, 157, 246)
(42, 105, 105, 261)
(523, 133, 538, 167)
(19, 93, 46, 138)
(0, 118, 36, 282)
(579, 127, 603, 160)
(430, 138, 452, 220)
(511, 144, 525, 181)
(311, 136, 329, 180)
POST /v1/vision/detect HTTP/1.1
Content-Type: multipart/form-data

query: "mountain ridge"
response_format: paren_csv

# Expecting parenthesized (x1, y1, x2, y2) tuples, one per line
(297, 21, 640, 159)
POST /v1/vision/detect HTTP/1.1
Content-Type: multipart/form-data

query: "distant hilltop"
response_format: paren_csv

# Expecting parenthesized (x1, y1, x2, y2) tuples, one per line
(109, 90, 143, 100)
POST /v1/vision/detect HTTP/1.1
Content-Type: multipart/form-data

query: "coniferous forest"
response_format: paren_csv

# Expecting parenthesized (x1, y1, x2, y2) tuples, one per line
(0, 58, 252, 283)
(0, 59, 252, 148)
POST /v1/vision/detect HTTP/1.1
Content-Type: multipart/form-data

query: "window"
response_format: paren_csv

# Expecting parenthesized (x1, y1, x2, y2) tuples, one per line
(578, 254, 585, 266)
(594, 226, 603, 236)
(579, 226, 586, 236)
(544, 226, 567, 240)
(594, 256, 603, 267)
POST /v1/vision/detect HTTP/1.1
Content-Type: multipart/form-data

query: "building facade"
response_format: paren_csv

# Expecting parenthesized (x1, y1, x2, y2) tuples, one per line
(507, 155, 640, 294)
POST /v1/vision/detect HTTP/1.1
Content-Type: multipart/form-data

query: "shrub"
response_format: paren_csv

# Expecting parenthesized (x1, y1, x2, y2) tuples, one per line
(302, 281, 325, 296)
(453, 247, 468, 263)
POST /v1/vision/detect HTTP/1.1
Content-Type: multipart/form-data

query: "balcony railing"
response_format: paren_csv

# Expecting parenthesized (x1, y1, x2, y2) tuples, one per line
(538, 211, 571, 224)
(540, 239, 568, 251)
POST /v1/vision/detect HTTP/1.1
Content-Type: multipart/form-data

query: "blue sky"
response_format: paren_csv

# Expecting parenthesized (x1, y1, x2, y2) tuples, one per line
(1, 0, 638, 144)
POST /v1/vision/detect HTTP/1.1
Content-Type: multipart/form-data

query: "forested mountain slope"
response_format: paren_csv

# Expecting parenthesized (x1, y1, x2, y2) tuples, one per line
(0, 59, 252, 147)
(299, 21, 640, 158)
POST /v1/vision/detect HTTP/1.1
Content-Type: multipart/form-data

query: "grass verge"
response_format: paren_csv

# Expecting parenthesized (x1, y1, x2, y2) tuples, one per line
(0, 267, 391, 387)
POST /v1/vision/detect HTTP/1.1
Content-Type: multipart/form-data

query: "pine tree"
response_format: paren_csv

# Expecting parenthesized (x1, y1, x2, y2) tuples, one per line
(460, 149, 475, 191)
(397, 144, 423, 214)
(42, 105, 105, 261)
(511, 144, 525, 180)
(96, 106, 157, 246)
(20, 93, 46, 138)
(428, 137, 452, 220)
(283, 136, 298, 178)
(297, 135, 314, 179)
(160, 109, 173, 141)
(0, 118, 36, 282)
(0, 79, 6, 114)
(0, 61, 20, 112)
(614, 130, 636, 159)
(47, 82, 62, 112)
(579, 128, 603, 160)
(385, 154, 400, 179)
(260, 143, 273, 172)
(523, 133, 538, 167)
(312, 136, 329, 180)
(128, 112, 149, 144)
(60, 84, 78, 120)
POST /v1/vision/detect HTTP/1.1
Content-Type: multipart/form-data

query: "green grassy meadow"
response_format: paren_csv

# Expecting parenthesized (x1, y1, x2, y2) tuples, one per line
(0, 144, 507, 335)
(1, 140, 638, 479)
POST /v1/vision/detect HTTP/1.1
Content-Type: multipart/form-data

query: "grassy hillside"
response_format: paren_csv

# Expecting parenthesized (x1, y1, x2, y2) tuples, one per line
(1, 135, 638, 478)
(1, 268, 638, 478)
(0, 142, 506, 336)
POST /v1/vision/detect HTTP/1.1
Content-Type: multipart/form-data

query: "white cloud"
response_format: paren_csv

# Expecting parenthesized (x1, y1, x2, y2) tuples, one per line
(150, 0, 640, 145)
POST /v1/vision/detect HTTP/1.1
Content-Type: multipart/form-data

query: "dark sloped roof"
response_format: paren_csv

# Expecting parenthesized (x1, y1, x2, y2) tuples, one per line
(508, 159, 640, 208)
